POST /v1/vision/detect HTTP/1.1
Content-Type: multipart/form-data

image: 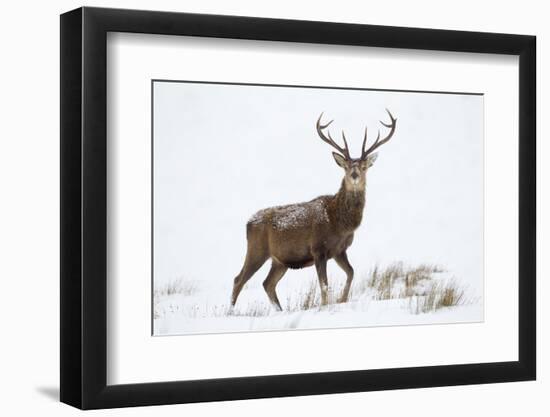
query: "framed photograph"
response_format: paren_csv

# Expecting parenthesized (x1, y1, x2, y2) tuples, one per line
(60, 6, 536, 409)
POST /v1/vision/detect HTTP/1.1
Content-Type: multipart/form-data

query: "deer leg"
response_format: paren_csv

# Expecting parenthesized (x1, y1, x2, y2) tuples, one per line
(334, 252, 354, 303)
(231, 253, 268, 307)
(314, 255, 329, 306)
(262, 261, 288, 311)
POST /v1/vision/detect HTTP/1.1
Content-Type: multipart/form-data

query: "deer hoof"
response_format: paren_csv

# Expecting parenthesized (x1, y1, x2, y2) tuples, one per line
(272, 303, 283, 312)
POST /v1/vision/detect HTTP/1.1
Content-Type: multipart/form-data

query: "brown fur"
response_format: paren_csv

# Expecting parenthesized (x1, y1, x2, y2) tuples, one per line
(231, 159, 372, 310)
(231, 111, 396, 311)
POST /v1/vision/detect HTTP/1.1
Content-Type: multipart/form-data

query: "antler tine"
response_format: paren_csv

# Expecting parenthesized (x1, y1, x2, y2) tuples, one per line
(341, 131, 350, 154)
(380, 108, 397, 128)
(317, 112, 334, 130)
(361, 108, 397, 159)
(316, 113, 351, 159)
(361, 126, 368, 157)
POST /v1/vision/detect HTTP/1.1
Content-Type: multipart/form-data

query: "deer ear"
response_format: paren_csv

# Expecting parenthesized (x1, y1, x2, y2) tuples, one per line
(365, 153, 378, 168)
(332, 152, 347, 168)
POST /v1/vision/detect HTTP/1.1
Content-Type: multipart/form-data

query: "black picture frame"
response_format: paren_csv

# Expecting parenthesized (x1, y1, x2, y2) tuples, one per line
(60, 6, 536, 410)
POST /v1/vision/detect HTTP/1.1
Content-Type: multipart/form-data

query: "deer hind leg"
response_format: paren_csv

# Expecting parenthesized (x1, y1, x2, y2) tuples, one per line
(262, 261, 288, 311)
(334, 252, 354, 303)
(314, 254, 329, 306)
(231, 250, 268, 307)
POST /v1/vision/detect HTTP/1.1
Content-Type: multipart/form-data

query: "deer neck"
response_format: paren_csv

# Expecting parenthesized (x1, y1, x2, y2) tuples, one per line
(333, 180, 366, 231)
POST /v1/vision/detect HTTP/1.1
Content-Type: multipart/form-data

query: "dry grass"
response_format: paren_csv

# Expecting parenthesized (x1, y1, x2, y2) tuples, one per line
(353, 262, 444, 301)
(351, 262, 467, 314)
(228, 264, 465, 316)
(153, 278, 199, 319)
(294, 280, 319, 311)
(154, 264, 468, 319)
(224, 280, 343, 317)
(286, 280, 344, 312)
(154, 278, 198, 298)
(409, 280, 466, 314)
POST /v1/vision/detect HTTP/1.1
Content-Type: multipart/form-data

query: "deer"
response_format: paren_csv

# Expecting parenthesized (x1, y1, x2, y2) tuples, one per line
(230, 109, 397, 311)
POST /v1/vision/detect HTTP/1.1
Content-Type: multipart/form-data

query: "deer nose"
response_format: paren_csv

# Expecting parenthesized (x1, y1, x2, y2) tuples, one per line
(351, 172, 359, 180)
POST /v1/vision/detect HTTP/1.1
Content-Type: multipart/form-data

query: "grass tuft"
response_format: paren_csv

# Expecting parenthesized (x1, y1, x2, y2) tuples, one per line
(154, 263, 469, 319)
(351, 262, 467, 314)
(154, 278, 198, 298)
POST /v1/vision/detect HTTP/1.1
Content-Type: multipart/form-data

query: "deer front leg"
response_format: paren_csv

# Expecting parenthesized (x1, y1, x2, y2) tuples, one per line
(314, 255, 329, 306)
(334, 252, 354, 303)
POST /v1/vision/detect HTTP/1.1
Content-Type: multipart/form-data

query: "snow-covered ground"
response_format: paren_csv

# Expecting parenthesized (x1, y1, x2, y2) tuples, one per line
(153, 265, 482, 336)
(152, 83, 485, 337)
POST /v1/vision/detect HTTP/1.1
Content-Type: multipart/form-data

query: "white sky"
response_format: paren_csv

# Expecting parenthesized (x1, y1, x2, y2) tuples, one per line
(153, 81, 483, 295)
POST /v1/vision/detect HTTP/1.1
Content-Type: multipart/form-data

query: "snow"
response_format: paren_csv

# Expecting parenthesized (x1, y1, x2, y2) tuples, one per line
(248, 197, 329, 230)
(152, 82, 485, 337)
(153, 270, 482, 336)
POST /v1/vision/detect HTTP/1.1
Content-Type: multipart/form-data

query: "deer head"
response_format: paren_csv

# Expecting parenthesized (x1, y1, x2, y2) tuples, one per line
(316, 109, 397, 191)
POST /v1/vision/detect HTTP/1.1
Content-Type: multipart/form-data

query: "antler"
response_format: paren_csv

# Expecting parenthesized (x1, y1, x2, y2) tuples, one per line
(316, 113, 351, 160)
(361, 109, 397, 160)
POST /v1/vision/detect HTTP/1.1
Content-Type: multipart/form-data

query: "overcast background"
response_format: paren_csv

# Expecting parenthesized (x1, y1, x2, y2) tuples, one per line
(153, 81, 483, 297)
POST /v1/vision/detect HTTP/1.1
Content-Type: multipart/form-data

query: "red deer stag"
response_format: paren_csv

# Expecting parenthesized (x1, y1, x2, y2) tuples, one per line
(231, 110, 397, 311)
